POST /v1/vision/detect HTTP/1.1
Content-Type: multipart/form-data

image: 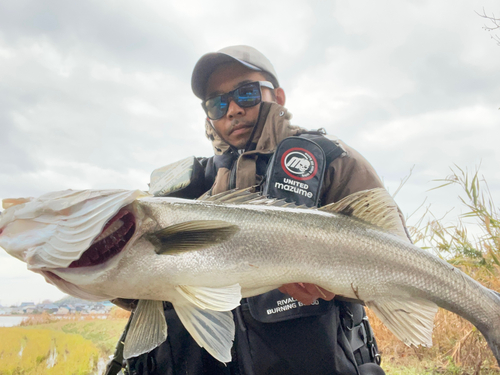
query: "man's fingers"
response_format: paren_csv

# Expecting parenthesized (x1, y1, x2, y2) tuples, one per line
(279, 283, 315, 305)
(302, 283, 335, 301)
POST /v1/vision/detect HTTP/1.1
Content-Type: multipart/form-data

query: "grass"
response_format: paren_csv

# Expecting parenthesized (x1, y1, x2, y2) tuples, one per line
(0, 311, 129, 375)
(25, 318, 129, 358)
(0, 327, 99, 375)
(372, 166, 500, 374)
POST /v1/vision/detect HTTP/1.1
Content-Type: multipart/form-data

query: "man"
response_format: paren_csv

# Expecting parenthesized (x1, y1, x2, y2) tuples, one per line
(124, 45, 391, 375)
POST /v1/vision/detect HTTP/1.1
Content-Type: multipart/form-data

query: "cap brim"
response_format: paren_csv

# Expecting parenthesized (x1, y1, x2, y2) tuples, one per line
(191, 52, 261, 99)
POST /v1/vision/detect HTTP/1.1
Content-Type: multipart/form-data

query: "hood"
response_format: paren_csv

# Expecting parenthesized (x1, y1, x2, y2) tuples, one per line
(204, 102, 306, 156)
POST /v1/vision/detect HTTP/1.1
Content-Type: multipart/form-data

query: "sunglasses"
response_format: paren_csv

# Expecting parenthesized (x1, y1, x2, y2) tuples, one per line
(202, 81, 275, 120)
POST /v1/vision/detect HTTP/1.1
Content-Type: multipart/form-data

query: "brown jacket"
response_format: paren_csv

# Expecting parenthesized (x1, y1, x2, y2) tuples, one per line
(205, 102, 385, 206)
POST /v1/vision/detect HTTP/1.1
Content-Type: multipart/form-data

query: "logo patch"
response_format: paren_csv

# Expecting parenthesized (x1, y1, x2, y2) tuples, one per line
(281, 147, 318, 180)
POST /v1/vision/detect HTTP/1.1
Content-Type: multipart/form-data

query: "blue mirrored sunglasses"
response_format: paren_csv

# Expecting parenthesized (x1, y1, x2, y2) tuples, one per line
(202, 81, 275, 120)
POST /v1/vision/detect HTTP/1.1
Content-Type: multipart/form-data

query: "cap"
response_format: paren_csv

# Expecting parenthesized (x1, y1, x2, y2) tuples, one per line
(191, 45, 279, 99)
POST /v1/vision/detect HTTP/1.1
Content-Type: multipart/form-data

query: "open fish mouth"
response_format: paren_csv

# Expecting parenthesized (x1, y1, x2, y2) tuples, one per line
(69, 208, 136, 268)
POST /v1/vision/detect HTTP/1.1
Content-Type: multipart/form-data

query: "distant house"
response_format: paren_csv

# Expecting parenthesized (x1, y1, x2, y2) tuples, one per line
(21, 304, 37, 314)
(42, 304, 59, 313)
(57, 307, 70, 315)
(10, 306, 23, 314)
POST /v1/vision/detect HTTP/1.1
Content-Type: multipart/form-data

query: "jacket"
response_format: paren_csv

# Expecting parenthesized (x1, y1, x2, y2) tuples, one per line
(204, 101, 386, 206)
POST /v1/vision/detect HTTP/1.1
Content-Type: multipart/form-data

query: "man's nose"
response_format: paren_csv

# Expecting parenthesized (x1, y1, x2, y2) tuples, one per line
(226, 99, 245, 118)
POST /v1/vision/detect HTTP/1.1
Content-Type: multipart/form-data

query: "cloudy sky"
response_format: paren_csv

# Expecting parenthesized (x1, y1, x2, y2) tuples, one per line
(0, 0, 499, 306)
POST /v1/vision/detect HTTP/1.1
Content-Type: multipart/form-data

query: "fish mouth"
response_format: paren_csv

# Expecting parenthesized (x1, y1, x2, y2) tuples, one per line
(68, 208, 136, 268)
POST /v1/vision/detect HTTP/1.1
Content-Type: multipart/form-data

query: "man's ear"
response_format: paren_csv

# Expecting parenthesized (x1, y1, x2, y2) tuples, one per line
(275, 88, 286, 106)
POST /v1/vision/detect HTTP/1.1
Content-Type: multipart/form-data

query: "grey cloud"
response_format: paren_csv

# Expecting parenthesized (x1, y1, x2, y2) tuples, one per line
(392, 32, 500, 116)
(0, 1, 196, 74)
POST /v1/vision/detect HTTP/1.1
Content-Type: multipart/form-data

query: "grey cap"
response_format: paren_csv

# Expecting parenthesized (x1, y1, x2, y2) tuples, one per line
(191, 45, 279, 99)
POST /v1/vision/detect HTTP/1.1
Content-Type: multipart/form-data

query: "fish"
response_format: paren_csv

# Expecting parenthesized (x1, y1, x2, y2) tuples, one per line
(1, 187, 500, 365)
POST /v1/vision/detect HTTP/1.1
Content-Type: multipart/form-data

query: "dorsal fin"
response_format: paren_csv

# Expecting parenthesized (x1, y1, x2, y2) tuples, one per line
(319, 188, 408, 240)
(198, 188, 309, 208)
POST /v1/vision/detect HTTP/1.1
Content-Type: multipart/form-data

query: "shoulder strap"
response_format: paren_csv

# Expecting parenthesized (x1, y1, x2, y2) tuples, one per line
(298, 131, 346, 167)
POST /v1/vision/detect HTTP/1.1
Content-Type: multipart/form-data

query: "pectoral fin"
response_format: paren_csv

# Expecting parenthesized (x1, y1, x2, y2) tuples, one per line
(123, 300, 168, 359)
(174, 303, 235, 363)
(366, 297, 438, 347)
(144, 220, 240, 254)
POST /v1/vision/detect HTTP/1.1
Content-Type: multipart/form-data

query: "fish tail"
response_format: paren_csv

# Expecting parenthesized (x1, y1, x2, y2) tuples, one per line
(479, 290, 500, 366)
(480, 327, 500, 366)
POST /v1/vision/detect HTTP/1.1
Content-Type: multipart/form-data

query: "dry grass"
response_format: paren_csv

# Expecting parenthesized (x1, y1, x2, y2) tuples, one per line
(369, 307, 500, 374)
(0, 327, 99, 375)
(373, 166, 500, 374)
(109, 306, 131, 320)
(20, 312, 56, 327)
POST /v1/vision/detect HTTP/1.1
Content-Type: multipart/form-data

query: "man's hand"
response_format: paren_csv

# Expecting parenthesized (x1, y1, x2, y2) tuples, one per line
(278, 283, 335, 305)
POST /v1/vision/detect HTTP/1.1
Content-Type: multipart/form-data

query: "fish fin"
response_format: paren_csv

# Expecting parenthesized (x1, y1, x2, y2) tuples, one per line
(477, 290, 500, 366)
(176, 284, 242, 311)
(480, 325, 500, 367)
(366, 297, 438, 347)
(319, 188, 408, 240)
(149, 156, 197, 196)
(123, 300, 168, 359)
(174, 302, 235, 363)
(2, 197, 32, 209)
(198, 187, 256, 202)
(199, 188, 312, 208)
(145, 220, 239, 255)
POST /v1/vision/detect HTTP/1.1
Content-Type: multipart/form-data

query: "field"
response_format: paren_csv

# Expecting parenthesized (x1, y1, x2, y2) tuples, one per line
(0, 314, 128, 375)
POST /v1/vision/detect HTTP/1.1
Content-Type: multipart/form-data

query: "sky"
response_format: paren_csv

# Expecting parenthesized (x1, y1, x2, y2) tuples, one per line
(0, 0, 499, 306)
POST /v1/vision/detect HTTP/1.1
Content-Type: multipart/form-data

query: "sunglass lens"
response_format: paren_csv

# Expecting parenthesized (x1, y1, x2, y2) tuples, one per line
(204, 82, 263, 120)
(205, 96, 228, 120)
(235, 84, 261, 107)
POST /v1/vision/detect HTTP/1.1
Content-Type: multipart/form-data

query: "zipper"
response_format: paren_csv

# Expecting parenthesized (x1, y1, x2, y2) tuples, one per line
(229, 153, 238, 189)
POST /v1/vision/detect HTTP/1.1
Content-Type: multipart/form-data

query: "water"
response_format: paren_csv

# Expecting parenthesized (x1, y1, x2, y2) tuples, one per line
(0, 316, 25, 327)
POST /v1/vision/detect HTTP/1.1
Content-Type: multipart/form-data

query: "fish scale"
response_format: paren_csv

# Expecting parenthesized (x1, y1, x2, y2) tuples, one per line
(1, 187, 500, 364)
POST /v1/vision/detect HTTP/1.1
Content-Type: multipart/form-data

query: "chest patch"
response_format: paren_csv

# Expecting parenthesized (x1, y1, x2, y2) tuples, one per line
(264, 137, 326, 207)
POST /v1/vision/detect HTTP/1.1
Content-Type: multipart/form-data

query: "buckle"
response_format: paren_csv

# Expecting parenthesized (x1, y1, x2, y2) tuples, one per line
(372, 349, 382, 365)
(342, 309, 354, 331)
(363, 316, 381, 365)
(362, 316, 374, 343)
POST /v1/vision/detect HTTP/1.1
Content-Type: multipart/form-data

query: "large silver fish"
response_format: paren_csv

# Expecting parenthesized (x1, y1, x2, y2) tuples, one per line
(1, 188, 500, 365)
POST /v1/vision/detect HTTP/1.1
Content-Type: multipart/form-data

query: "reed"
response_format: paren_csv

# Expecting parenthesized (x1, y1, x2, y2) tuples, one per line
(373, 167, 500, 374)
(0, 327, 99, 375)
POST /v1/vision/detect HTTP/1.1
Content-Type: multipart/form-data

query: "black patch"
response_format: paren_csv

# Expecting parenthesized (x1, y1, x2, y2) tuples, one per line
(263, 137, 327, 207)
(246, 289, 333, 323)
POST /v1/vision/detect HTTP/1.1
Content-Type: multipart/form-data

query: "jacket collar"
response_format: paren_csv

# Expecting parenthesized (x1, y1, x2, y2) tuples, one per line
(204, 102, 306, 156)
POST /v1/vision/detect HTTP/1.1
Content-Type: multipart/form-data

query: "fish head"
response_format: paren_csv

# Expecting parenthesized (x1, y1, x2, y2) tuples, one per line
(0, 189, 152, 300)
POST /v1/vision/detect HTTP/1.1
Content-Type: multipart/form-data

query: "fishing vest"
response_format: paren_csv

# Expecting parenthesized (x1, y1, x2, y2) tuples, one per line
(201, 133, 381, 371)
